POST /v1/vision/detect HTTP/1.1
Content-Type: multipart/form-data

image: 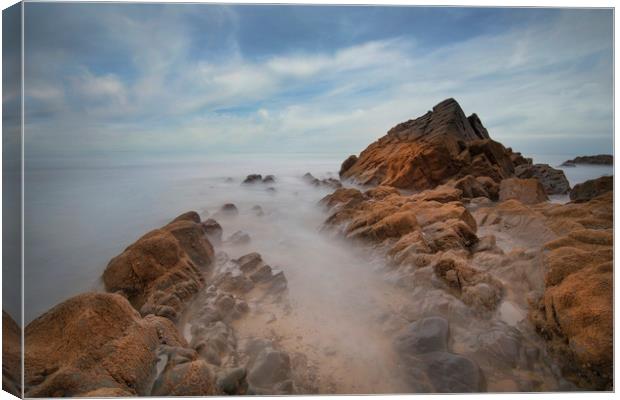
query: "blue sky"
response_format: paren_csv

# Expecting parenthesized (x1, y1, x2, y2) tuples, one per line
(21, 4, 613, 161)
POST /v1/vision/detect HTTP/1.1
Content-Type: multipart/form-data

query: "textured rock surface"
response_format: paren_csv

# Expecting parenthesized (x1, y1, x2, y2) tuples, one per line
(24, 293, 198, 397)
(340, 98, 526, 190)
(499, 178, 548, 204)
(2, 310, 21, 397)
(514, 164, 570, 194)
(569, 175, 613, 202)
(102, 211, 214, 322)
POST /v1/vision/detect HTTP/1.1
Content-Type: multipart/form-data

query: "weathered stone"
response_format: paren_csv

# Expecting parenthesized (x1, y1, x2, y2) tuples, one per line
(515, 164, 570, 195)
(569, 175, 612, 202)
(499, 178, 548, 204)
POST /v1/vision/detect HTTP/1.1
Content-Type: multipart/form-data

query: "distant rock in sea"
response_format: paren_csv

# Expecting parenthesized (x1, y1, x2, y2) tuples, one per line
(561, 154, 613, 166)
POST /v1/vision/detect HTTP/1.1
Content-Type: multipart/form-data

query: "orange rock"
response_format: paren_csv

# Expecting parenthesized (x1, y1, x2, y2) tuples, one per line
(24, 293, 194, 397)
(103, 211, 214, 321)
(340, 99, 518, 191)
(499, 178, 548, 204)
(2, 310, 21, 397)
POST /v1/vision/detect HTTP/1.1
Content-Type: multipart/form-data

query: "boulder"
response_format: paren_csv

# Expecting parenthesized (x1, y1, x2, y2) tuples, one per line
(339, 155, 358, 177)
(216, 203, 239, 217)
(514, 164, 570, 195)
(24, 293, 194, 397)
(243, 174, 263, 184)
(394, 316, 449, 355)
(102, 212, 213, 321)
(226, 231, 251, 246)
(262, 175, 275, 183)
(302, 172, 342, 189)
(202, 218, 223, 244)
(569, 175, 613, 202)
(340, 99, 518, 191)
(499, 178, 548, 204)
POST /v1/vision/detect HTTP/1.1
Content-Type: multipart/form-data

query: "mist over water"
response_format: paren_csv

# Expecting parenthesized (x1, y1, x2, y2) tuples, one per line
(22, 151, 612, 392)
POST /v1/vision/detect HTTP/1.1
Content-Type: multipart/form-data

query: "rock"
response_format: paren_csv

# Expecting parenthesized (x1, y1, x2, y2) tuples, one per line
(252, 205, 264, 216)
(450, 175, 498, 200)
(217, 203, 239, 216)
(2, 310, 21, 397)
(217, 368, 248, 395)
(102, 212, 213, 321)
(420, 351, 484, 393)
(569, 175, 612, 202)
(24, 293, 192, 397)
(339, 155, 358, 177)
(499, 178, 548, 204)
(394, 316, 449, 355)
(226, 231, 251, 246)
(476, 328, 522, 367)
(247, 349, 293, 394)
(531, 225, 613, 390)
(234, 252, 263, 272)
(514, 163, 570, 194)
(561, 154, 612, 166)
(243, 174, 263, 184)
(303, 172, 342, 189)
(340, 98, 517, 191)
(151, 347, 218, 396)
(171, 211, 201, 224)
(262, 175, 275, 183)
(202, 218, 223, 244)
(433, 257, 503, 311)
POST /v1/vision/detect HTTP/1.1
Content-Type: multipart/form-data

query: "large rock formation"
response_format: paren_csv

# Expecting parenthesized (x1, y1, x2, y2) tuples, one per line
(514, 164, 570, 195)
(24, 292, 206, 397)
(569, 175, 613, 202)
(498, 178, 548, 204)
(339, 98, 528, 191)
(102, 211, 214, 322)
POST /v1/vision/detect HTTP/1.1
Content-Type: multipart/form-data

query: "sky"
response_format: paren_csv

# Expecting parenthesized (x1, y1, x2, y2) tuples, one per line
(19, 3, 613, 163)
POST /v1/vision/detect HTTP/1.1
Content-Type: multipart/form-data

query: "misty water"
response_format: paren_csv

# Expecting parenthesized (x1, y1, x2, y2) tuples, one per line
(23, 152, 612, 393)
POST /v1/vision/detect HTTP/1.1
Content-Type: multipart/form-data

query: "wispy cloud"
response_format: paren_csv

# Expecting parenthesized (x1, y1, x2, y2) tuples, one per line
(22, 5, 612, 160)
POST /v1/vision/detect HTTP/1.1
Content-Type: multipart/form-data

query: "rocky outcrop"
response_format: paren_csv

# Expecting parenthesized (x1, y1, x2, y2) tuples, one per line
(562, 154, 613, 166)
(24, 292, 208, 397)
(243, 174, 277, 184)
(529, 193, 613, 390)
(569, 175, 612, 202)
(102, 211, 214, 322)
(339, 155, 358, 177)
(498, 178, 548, 204)
(2, 311, 21, 397)
(394, 316, 484, 392)
(339, 98, 527, 191)
(514, 164, 570, 195)
(474, 191, 613, 390)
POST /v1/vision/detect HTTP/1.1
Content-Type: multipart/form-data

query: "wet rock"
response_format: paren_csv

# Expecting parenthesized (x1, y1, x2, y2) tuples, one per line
(243, 174, 263, 184)
(234, 252, 263, 272)
(421, 351, 484, 393)
(103, 212, 212, 321)
(202, 218, 223, 244)
(476, 328, 522, 367)
(569, 175, 612, 202)
(226, 231, 251, 246)
(24, 293, 189, 397)
(172, 211, 201, 224)
(561, 154, 612, 166)
(262, 175, 276, 183)
(217, 203, 239, 217)
(217, 368, 248, 395)
(213, 272, 254, 293)
(339, 154, 358, 177)
(250, 264, 274, 283)
(247, 349, 294, 394)
(152, 356, 217, 396)
(252, 205, 264, 216)
(499, 178, 548, 204)
(303, 172, 342, 189)
(394, 316, 449, 355)
(450, 175, 498, 200)
(514, 163, 570, 195)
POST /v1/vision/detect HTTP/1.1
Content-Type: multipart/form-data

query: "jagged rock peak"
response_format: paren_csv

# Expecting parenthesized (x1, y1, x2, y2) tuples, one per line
(387, 98, 489, 142)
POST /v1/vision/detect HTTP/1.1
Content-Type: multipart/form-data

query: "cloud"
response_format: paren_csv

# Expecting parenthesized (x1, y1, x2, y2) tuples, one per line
(21, 5, 613, 160)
